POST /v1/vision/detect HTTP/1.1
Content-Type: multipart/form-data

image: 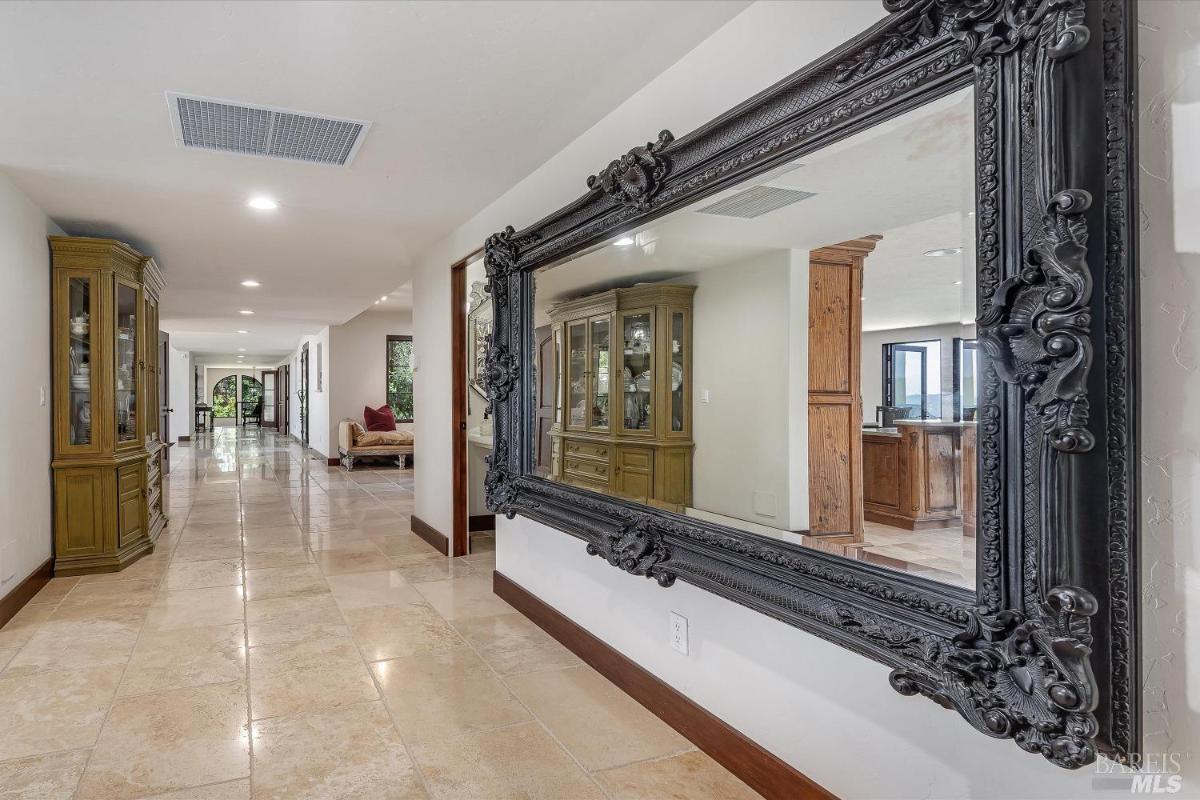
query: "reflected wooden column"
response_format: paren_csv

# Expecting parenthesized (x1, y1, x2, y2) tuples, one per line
(807, 236, 880, 540)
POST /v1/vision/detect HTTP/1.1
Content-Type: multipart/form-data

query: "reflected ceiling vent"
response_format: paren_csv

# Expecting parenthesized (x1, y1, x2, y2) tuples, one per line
(696, 186, 816, 219)
(166, 93, 371, 166)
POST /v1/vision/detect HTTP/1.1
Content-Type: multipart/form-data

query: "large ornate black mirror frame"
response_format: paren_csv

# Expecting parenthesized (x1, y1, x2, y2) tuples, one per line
(484, 0, 1137, 770)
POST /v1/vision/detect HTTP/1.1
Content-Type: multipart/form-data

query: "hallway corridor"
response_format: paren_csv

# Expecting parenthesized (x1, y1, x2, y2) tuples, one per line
(0, 428, 755, 799)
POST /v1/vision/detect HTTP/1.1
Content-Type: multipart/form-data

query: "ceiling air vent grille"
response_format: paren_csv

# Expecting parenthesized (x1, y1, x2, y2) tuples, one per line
(167, 93, 370, 167)
(697, 186, 816, 219)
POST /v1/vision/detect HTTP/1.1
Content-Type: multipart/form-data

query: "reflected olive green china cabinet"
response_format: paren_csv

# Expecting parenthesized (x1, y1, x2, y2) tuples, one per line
(548, 284, 694, 510)
(50, 236, 167, 575)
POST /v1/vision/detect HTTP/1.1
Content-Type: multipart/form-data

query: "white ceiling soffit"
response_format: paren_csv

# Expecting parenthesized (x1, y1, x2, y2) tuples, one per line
(166, 93, 371, 167)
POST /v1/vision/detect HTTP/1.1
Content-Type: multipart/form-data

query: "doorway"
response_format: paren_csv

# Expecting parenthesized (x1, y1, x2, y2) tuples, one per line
(300, 343, 310, 446)
(262, 369, 278, 429)
(276, 364, 289, 437)
(159, 331, 171, 474)
(451, 249, 488, 558)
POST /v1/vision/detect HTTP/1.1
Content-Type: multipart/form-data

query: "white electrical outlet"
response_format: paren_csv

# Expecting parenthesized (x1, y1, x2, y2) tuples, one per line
(669, 611, 689, 655)
(39, 385, 46, 406)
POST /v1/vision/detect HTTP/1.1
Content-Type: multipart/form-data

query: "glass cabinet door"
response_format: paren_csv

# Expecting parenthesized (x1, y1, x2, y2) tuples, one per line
(589, 316, 610, 429)
(566, 321, 587, 429)
(144, 294, 159, 443)
(620, 311, 653, 433)
(65, 274, 97, 448)
(554, 328, 562, 426)
(116, 281, 139, 444)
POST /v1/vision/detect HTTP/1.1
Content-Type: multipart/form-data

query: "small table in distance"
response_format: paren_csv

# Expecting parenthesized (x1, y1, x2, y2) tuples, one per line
(195, 403, 212, 432)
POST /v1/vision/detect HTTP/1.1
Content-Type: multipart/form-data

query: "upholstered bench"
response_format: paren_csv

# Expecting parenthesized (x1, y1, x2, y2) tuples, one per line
(337, 418, 414, 470)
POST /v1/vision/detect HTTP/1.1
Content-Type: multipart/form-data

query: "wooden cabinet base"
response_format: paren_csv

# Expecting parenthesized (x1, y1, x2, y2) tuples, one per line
(54, 533, 157, 577)
(863, 507, 959, 531)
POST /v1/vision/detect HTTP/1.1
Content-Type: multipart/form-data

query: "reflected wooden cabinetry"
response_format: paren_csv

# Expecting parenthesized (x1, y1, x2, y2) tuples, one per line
(862, 421, 966, 531)
(50, 236, 167, 576)
(807, 237, 879, 539)
(549, 285, 694, 510)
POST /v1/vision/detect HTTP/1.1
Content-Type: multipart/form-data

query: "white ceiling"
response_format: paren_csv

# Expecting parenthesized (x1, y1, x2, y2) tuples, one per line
(536, 85, 976, 331)
(0, 0, 748, 358)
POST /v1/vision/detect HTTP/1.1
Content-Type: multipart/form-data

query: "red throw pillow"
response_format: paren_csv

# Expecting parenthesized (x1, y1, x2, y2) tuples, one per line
(363, 405, 397, 432)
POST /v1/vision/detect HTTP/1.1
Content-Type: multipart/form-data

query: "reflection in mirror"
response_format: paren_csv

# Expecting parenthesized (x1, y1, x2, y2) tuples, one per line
(532, 86, 977, 589)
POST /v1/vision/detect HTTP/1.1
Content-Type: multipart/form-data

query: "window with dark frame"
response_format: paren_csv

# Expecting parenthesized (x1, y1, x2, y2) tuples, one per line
(881, 339, 942, 421)
(386, 335, 414, 422)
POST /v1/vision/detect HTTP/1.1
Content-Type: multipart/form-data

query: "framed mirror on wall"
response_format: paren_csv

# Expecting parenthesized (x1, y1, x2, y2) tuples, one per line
(484, 0, 1138, 770)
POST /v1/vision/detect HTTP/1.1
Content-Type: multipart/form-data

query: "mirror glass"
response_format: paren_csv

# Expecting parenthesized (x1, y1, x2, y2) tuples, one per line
(531, 86, 977, 589)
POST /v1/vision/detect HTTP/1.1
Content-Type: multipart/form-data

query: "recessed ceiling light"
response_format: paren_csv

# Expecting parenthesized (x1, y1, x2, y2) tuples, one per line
(614, 237, 635, 247)
(924, 247, 963, 257)
(238, 347, 246, 352)
(239, 309, 255, 315)
(380, 295, 388, 302)
(240, 280, 261, 288)
(953, 280, 964, 286)
(247, 196, 279, 211)
(374, 300, 380, 305)
(237, 330, 249, 334)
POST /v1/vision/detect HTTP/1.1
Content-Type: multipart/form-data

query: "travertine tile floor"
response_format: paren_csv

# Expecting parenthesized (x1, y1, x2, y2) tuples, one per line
(0, 428, 759, 799)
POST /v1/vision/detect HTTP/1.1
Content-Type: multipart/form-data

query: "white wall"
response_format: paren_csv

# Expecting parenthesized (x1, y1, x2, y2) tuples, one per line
(280, 329, 331, 457)
(861, 322, 975, 424)
(166, 345, 191, 441)
(327, 308, 412, 451)
(680, 250, 806, 529)
(0, 173, 62, 592)
(409, 2, 1200, 796)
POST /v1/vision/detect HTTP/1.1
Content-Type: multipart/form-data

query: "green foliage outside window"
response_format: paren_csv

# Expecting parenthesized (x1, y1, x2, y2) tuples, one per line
(387, 336, 414, 422)
(212, 375, 237, 418)
(241, 375, 263, 406)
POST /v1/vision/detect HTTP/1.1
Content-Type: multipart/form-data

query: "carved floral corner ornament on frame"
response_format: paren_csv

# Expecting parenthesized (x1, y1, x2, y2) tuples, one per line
(483, 0, 1137, 771)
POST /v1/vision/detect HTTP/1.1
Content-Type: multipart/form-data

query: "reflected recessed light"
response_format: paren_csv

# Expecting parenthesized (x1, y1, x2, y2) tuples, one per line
(247, 196, 278, 211)
(924, 247, 963, 257)
(614, 237, 635, 247)
(239, 309, 255, 315)
(380, 295, 388, 302)
(240, 279, 261, 288)
(953, 280, 964, 286)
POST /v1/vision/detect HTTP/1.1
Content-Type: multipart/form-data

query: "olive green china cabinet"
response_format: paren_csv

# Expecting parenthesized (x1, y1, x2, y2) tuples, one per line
(548, 284, 694, 510)
(50, 236, 167, 575)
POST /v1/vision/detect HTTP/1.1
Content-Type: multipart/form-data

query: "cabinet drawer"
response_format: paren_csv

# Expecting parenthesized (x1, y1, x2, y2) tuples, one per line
(564, 455, 610, 482)
(564, 440, 610, 461)
(565, 473, 608, 494)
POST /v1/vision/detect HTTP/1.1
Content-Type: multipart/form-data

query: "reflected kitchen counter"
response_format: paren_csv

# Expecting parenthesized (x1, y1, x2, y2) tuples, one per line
(862, 420, 977, 532)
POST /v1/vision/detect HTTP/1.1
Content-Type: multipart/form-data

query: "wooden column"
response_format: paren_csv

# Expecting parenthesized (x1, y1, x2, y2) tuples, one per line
(807, 236, 880, 539)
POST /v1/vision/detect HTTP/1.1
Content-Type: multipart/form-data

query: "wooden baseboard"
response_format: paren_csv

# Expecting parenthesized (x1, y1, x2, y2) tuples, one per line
(493, 571, 836, 800)
(327, 457, 340, 466)
(468, 514, 496, 532)
(411, 514, 448, 556)
(0, 558, 53, 629)
(177, 435, 191, 442)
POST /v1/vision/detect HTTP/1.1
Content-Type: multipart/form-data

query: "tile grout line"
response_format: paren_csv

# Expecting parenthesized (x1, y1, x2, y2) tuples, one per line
(320, 527, 438, 798)
(438, 584, 615, 799)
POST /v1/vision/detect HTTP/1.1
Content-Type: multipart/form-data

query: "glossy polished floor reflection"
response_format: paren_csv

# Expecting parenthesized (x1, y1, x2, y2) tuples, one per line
(0, 428, 757, 799)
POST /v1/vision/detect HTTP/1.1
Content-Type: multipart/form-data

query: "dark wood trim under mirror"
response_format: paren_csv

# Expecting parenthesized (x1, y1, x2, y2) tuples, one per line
(493, 571, 837, 800)
(484, 0, 1138, 769)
